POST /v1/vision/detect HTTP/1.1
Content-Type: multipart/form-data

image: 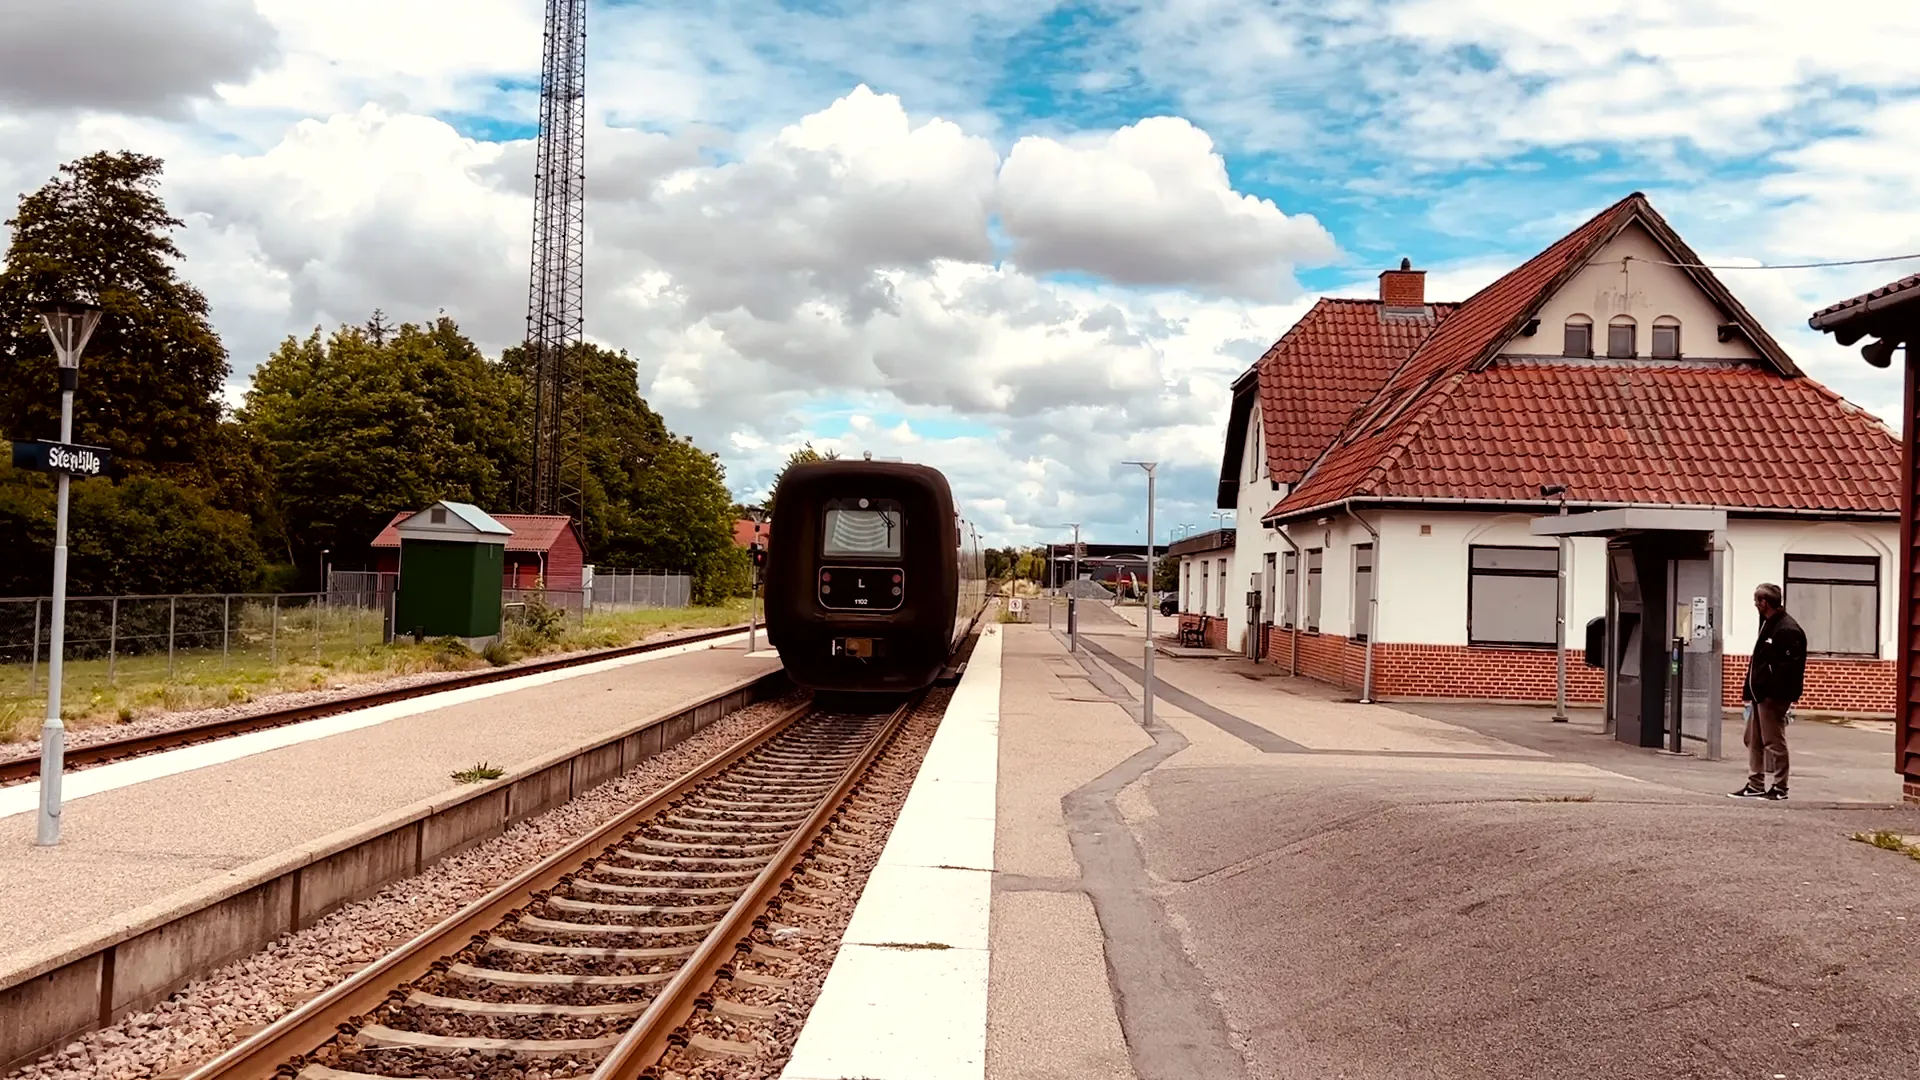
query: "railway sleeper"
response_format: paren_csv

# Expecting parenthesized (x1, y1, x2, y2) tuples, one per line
(447, 962, 674, 988)
(544, 895, 733, 916)
(353, 1023, 623, 1055)
(484, 936, 696, 960)
(596, 862, 760, 881)
(406, 990, 650, 1018)
(515, 914, 722, 936)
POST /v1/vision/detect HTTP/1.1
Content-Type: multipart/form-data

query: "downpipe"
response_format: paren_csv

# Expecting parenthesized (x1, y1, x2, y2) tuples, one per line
(1351, 505, 1379, 705)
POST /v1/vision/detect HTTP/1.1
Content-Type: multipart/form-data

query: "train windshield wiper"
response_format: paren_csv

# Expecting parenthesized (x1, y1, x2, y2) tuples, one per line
(879, 511, 895, 546)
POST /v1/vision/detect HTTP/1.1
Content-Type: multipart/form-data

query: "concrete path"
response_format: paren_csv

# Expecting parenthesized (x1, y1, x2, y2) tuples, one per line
(990, 603, 1920, 1080)
(0, 641, 779, 981)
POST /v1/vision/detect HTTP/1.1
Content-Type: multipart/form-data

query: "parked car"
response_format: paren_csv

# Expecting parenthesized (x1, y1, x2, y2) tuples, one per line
(1158, 591, 1178, 616)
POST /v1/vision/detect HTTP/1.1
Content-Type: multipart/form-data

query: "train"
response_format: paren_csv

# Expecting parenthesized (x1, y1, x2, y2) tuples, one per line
(762, 458, 987, 692)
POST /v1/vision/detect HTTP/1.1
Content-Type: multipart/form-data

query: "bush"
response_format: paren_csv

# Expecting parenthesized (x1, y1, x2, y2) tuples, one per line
(504, 594, 566, 649)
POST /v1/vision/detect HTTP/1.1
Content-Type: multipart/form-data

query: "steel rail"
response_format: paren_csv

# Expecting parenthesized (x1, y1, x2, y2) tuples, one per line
(178, 694, 814, 1080)
(592, 692, 919, 1080)
(0, 623, 752, 784)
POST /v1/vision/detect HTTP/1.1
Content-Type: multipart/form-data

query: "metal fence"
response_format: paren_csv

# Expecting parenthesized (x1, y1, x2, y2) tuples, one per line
(589, 570, 691, 610)
(0, 591, 389, 694)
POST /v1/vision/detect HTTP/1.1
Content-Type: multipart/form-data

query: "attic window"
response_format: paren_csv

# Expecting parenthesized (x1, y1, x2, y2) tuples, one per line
(1607, 315, 1637, 359)
(430, 507, 448, 524)
(1652, 316, 1680, 359)
(1563, 315, 1593, 358)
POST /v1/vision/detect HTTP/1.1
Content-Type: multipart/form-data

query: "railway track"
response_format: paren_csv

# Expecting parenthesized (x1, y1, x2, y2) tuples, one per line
(0, 624, 752, 785)
(181, 691, 917, 1080)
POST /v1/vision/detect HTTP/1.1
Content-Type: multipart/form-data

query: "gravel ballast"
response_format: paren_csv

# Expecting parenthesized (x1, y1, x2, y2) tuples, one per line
(2, 688, 802, 1080)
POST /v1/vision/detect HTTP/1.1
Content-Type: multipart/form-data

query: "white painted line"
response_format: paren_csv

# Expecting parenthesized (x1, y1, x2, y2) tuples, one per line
(0, 631, 752, 822)
(781, 625, 1002, 1080)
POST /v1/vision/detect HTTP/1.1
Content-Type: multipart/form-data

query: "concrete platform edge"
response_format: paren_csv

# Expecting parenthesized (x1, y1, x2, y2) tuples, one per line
(780, 625, 1002, 1080)
(0, 669, 789, 1075)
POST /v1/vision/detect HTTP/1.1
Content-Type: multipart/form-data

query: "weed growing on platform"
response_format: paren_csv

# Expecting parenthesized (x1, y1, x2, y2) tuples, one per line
(1852, 830, 1920, 862)
(450, 762, 506, 784)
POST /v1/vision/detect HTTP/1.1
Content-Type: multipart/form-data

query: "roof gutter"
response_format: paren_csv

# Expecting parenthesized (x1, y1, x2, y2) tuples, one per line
(1348, 501, 1380, 705)
(1263, 494, 1899, 527)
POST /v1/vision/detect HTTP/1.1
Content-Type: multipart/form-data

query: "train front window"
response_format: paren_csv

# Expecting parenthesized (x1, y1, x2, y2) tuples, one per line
(822, 499, 904, 558)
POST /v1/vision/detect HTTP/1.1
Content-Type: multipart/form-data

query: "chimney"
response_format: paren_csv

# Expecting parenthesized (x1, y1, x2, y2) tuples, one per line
(1379, 257, 1425, 309)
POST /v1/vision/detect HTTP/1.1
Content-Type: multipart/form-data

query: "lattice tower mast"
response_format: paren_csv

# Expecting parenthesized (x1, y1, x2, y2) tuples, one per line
(524, 0, 586, 516)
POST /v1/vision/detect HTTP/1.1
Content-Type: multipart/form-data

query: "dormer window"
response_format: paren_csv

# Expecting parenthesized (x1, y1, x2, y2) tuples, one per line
(430, 507, 448, 524)
(1563, 315, 1593, 358)
(1607, 315, 1637, 358)
(1652, 316, 1681, 359)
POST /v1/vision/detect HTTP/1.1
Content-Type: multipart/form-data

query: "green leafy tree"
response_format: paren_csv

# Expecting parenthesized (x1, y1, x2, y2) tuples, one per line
(621, 435, 748, 604)
(0, 152, 228, 472)
(766, 441, 839, 521)
(242, 317, 521, 574)
(0, 462, 263, 597)
(1154, 554, 1179, 592)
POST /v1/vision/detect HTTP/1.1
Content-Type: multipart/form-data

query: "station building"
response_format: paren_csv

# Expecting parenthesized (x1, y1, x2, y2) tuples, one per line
(1182, 192, 1901, 715)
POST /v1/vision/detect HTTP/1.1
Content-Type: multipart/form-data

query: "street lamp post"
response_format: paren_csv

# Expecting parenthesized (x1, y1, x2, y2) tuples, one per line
(35, 301, 103, 847)
(1542, 484, 1570, 723)
(1063, 522, 1081, 652)
(747, 508, 767, 654)
(1125, 462, 1157, 727)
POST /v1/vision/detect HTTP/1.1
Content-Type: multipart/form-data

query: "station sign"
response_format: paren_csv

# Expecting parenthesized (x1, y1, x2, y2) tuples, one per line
(10, 439, 113, 478)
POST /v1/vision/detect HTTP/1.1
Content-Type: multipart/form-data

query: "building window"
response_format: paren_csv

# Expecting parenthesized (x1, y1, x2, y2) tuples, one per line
(1468, 545, 1560, 647)
(1216, 557, 1227, 615)
(1785, 555, 1879, 657)
(1607, 315, 1637, 358)
(1200, 561, 1209, 617)
(1282, 550, 1298, 629)
(1563, 314, 1593, 358)
(1352, 543, 1374, 642)
(1651, 316, 1681, 359)
(1306, 549, 1323, 633)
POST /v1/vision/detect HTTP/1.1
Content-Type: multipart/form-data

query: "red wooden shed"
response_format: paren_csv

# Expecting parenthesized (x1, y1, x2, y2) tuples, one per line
(372, 511, 587, 591)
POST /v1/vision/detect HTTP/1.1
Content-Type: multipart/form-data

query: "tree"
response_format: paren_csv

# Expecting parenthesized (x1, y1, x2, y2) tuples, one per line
(242, 317, 522, 574)
(0, 461, 263, 597)
(1153, 554, 1179, 592)
(623, 435, 748, 604)
(0, 152, 228, 472)
(766, 441, 839, 521)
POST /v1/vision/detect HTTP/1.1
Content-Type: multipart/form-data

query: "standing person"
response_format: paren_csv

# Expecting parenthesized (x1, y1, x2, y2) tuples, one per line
(1730, 583, 1805, 801)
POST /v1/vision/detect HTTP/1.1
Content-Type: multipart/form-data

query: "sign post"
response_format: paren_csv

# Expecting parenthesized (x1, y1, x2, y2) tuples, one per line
(28, 301, 103, 846)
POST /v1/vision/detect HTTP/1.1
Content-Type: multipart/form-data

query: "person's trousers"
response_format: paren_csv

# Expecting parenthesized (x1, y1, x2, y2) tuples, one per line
(1745, 698, 1790, 789)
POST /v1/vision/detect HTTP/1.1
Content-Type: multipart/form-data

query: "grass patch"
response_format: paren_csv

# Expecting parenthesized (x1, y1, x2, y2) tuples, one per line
(1525, 793, 1596, 803)
(450, 762, 506, 784)
(0, 599, 752, 742)
(873, 941, 953, 950)
(1852, 830, 1920, 862)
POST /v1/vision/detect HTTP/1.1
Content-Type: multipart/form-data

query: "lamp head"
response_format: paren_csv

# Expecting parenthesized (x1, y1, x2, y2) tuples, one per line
(38, 300, 104, 369)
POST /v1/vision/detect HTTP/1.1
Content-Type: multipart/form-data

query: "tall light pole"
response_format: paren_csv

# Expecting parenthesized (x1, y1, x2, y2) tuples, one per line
(36, 300, 102, 847)
(1063, 522, 1081, 652)
(1125, 462, 1157, 727)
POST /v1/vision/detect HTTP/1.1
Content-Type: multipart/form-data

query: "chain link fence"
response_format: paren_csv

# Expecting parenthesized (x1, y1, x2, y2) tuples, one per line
(0, 591, 390, 696)
(588, 570, 691, 610)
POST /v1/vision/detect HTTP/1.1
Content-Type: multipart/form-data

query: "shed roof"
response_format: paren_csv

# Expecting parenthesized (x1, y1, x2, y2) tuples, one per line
(375, 509, 580, 551)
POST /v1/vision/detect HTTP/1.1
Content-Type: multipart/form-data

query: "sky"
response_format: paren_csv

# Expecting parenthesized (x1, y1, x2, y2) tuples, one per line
(1, 0, 1917, 549)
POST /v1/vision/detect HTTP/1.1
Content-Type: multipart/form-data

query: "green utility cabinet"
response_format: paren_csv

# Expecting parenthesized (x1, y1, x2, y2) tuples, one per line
(393, 501, 513, 640)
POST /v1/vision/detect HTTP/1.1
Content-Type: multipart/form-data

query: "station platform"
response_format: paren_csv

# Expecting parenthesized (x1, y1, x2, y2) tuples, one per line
(786, 600, 1920, 1080)
(0, 633, 778, 1032)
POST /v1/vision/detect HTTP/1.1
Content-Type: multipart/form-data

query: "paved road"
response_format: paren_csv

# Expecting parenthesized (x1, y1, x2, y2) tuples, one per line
(1051, 602, 1920, 1080)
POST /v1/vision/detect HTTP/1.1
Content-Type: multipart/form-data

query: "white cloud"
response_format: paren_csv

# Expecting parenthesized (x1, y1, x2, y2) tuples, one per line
(998, 116, 1336, 299)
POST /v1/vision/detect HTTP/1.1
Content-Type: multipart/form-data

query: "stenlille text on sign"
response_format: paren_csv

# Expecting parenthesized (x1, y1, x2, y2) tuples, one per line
(10, 440, 113, 477)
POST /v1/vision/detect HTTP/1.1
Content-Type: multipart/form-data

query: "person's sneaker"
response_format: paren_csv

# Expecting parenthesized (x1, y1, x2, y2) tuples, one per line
(1728, 782, 1768, 798)
(1763, 786, 1789, 801)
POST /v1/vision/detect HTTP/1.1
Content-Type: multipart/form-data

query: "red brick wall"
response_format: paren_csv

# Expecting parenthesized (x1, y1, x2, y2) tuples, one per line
(1720, 654, 1895, 714)
(1906, 781, 1920, 807)
(1257, 630, 1894, 716)
(1176, 614, 1229, 651)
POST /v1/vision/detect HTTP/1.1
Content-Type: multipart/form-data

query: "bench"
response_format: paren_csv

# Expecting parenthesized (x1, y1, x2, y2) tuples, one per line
(1178, 619, 1207, 649)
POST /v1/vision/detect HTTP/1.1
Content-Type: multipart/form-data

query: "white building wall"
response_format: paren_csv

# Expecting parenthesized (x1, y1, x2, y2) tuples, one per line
(1523, 222, 1763, 362)
(1304, 509, 1896, 659)
(1228, 400, 1292, 651)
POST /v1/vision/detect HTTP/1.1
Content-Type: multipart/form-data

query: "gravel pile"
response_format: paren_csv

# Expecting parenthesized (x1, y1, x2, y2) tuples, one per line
(2, 688, 803, 1080)
(652, 687, 952, 1080)
(0, 625, 743, 784)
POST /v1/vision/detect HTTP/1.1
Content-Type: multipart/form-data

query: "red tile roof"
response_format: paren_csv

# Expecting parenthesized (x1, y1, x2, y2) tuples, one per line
(371, 511, 579, 551)
(733, 519, 770, 548)
(1812, 271, 1920, 322)
(1252, 299, 1456, 484)
(1264, 193, 1898, 521)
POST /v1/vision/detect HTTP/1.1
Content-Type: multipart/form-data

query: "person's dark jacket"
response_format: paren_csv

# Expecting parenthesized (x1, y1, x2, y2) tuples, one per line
(1745, 609, 1807, 703)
